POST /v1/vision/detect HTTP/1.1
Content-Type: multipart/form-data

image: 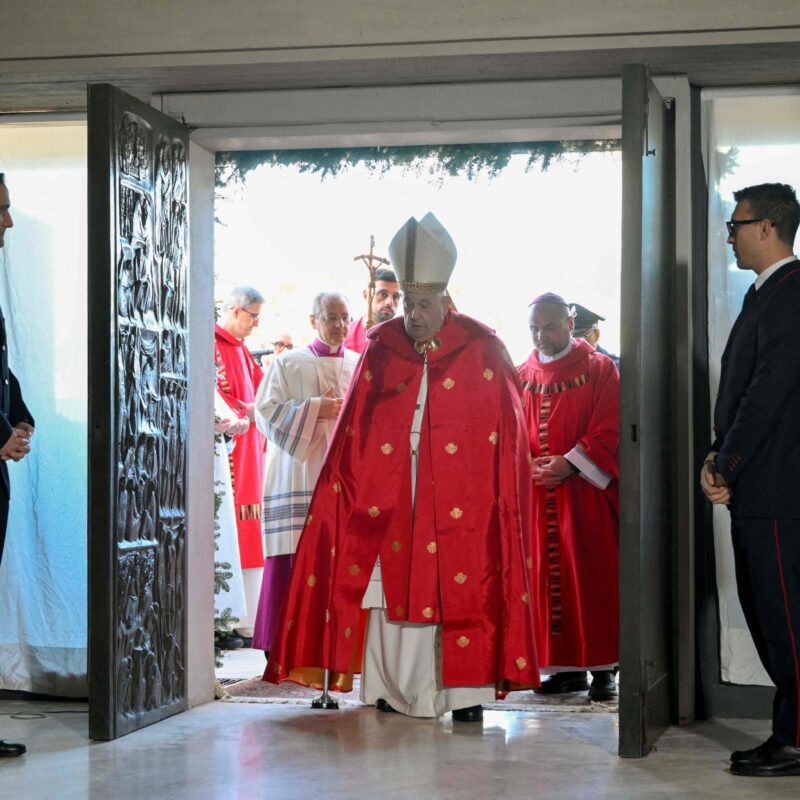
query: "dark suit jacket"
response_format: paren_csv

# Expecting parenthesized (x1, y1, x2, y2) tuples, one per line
(712, 259, 800, 518)
(0, 308, 34, 500)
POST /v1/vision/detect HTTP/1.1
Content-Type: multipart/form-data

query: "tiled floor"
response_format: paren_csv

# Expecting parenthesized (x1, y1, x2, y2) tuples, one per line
(0, 658, 796, 800)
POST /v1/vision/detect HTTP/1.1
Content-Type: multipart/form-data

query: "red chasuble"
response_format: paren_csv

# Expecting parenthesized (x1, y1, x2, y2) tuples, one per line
(265, 313, 539, 693)
(215, 324, 265, 569)
(517, 338, 620, 668)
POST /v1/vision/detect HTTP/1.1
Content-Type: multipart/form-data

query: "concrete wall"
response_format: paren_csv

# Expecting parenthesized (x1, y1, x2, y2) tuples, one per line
(5, 1, 800, 58)
(186, 141, 216, 707)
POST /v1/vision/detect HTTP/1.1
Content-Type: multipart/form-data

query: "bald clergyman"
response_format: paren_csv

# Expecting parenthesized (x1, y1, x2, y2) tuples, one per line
(518, 293, 620, 702)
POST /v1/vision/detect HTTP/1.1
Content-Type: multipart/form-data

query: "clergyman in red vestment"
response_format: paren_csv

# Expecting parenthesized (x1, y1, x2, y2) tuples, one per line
(265, 214, 538, 721)
(343, 266, 401, 354)
(215, 286, 266, 637)
(517, 293, 620, 701)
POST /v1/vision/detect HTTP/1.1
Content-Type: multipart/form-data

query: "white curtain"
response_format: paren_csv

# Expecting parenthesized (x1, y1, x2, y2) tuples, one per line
(0, 122, 87, 696)
(702, 90, 800, 685)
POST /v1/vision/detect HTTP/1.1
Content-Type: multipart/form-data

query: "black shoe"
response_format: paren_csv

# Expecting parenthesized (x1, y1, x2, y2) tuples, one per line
(237, 636, 253, 648)
(452, 705, 483, 722)
(215, 632, 243, 650)
(0, 740, 26, 758)
(375, 699, 397, 713)
(730, 737, 800, 776)
(533, 671, 589, 695)
(588, 670, 618, 702)
(731, 735, 777, 765)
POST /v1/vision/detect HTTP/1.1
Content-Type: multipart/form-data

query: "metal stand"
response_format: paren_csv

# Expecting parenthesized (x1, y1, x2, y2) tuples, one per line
(311, 669, 339, 710)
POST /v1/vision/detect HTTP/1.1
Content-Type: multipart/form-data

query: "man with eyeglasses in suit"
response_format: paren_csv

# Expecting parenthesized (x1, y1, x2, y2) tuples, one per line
(0, 173, 35, 759)
(702, 182, 800, 777)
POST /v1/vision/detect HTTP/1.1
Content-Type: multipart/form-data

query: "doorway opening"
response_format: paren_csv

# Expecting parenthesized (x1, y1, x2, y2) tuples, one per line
(211, 140, 624, 711)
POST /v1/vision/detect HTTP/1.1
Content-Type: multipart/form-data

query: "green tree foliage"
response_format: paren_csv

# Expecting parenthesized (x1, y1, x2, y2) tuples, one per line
(215, 141, 621, 188)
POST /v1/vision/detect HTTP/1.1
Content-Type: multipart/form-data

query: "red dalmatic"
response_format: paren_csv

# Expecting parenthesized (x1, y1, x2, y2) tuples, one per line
(265, 313, 539, 693)
(215, 324, 265, 569)
(517, 339, 620, 668)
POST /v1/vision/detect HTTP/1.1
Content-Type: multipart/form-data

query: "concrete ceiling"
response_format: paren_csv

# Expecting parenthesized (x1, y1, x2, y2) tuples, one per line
(2, 41, 800, 114)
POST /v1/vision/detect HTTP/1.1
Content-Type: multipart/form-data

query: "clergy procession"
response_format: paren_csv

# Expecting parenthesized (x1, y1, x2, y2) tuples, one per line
(213, 211, 621, 723)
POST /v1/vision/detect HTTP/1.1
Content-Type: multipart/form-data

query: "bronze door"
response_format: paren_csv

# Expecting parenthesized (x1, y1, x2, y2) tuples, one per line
(618, 65, 676, 758)
(88, 83, 190, 740)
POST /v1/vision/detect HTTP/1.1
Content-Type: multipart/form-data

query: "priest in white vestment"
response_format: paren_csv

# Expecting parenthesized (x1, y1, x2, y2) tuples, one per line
(251, 292, 359, 652)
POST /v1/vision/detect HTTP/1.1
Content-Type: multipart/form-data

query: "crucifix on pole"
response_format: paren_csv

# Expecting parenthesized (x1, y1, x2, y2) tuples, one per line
(354, 235, 390, 329)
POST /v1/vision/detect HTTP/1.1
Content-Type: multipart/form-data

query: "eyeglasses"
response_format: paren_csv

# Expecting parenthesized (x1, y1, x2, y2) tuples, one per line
(239, 307, 260, 320)
(317, 315, 352, 325)
(274, 342, 294, 350)
(726, 218, 770, 236)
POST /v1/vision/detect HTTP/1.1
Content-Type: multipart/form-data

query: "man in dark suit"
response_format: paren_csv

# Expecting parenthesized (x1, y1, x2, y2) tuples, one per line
(701, 182, 800, 777)
(0, 173, 35, 759)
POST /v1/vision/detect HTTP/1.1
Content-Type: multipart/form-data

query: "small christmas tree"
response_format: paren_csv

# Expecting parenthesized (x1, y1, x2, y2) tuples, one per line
(214, 427, 239, 668)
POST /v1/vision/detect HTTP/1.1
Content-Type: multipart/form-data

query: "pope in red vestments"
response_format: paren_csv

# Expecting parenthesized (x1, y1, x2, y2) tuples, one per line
(215, 308, 266, 571)
(517, 294, 620, 691)
(266, 217, 538, 712)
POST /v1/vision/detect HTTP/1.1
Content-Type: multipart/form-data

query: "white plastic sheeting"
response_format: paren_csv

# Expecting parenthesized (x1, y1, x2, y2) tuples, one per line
(0, 122, 87, 696)
(702, 90, 800, 686)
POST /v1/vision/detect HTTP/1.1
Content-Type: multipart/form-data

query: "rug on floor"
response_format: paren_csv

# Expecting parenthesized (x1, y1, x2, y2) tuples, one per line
(220, 674, 618, 713)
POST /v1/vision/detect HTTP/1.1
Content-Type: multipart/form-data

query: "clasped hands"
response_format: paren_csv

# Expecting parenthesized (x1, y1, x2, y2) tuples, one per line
(700, 451, 732, 505)
(318, 389, 343, 420)
(0, 421, 33, 462)
(532, 455, 573, 488)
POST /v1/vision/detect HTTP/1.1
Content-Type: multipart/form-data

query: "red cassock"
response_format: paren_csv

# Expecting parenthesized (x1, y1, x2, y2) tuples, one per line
(214, 324, 265, 569)
(265, 312, 539, 693)
(517, 339, 620, 668)
(343, 315, 367, 354)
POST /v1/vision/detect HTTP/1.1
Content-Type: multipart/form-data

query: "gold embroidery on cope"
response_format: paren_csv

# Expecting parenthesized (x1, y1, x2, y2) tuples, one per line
(287, 619, 294, 631)
(454, 572, 467, 584)
(526, 556, 533, 569)
(521, 592, 530, 604)
(364, 370, 373, 382)
(391, 540, 402, 552)
(332, 481, 342, 493)
(395, 605, 404, 616)
(331, 546, 337, 557)
(368, 506, 380, 518)
(516, 657, 528, 670)
(422, 607, 434, 619)
(307, 575, 317, 587)
(457, 636, 470, 648)
(344, 627, 352, 638)
(349, 564, 360, 576)
(426, 542, 437, 554)
(395, 382, 407, 393)
(483, 368, 494, 381)
(450, 507, 463, 519)
(489, 431, 498, 444)
(381, 443, 394, 455)
(442, 377, 455, 390)
(445, 442, 458, 455)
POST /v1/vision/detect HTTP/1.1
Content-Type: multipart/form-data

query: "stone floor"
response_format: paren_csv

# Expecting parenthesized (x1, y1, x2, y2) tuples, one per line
(0, 652, 797, 800)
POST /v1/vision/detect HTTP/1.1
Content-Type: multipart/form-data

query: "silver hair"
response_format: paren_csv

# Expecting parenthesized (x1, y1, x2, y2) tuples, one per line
(223, 286, 264, 311)
(312, 291, 349, 317)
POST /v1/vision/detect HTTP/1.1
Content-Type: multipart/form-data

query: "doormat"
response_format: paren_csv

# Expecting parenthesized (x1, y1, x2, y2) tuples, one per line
(220, 675, 618, 714)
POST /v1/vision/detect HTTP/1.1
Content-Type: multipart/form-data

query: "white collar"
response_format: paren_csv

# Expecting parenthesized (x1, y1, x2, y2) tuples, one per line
(754, 255, 797, 290)
(538, 340, 573, 363)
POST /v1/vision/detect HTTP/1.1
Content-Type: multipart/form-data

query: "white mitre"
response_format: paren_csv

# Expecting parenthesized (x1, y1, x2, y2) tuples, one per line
(388, 212, 457, 293)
